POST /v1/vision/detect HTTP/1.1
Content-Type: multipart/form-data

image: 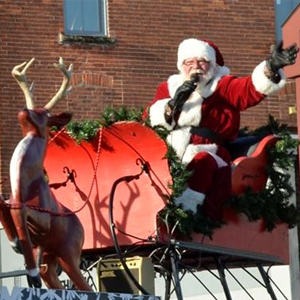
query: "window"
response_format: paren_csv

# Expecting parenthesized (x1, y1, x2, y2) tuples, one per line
(275, 0, 300, 41)
(64, 0, 107, 37)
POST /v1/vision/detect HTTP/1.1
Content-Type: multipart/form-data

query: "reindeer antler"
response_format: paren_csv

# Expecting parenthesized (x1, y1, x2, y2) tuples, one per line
(44, 57, 73, 111)
(11, 58, 35, 109)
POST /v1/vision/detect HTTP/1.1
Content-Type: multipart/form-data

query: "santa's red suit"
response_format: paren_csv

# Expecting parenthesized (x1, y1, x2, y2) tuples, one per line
(143, 38, 286, 220)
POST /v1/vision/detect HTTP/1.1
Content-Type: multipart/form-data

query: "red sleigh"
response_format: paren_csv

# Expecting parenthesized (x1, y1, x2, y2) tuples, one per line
(44, 121, 290, 298)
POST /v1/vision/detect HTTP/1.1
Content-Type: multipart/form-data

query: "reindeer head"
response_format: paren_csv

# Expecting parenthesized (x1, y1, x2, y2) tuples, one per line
(11, 57, 73, 138)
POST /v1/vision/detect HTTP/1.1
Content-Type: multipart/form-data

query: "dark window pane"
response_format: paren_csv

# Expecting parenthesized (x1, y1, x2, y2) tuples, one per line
(83, 0, 100, 32)
(65, 0, 83, 32)
(64, 0, 107, 36)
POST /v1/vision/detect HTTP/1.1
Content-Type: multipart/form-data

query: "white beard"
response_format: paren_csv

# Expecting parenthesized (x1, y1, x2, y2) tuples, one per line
(168, 65, 230, 99)
(181, 66, 216, 92)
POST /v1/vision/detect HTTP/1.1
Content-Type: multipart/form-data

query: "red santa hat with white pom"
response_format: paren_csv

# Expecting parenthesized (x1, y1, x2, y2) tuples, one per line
(177, 38, 225, 70)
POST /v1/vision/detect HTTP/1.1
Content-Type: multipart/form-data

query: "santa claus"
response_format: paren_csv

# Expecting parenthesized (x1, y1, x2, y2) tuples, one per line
(143, 38, 298, 220)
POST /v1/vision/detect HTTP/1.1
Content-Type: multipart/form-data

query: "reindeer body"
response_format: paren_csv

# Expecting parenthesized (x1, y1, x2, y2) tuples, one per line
(11, 109, 55, 212)
(0, 58, 92, 291)
(11, 110, 47, 206)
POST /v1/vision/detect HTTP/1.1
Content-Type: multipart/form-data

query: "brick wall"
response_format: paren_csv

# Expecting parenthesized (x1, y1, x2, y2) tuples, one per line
(0, 0, 296, 196)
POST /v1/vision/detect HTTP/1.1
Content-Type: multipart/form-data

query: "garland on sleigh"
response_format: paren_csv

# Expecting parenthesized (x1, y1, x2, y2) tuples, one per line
(65, 106, 145, 144)
(57, 107, 300, 238)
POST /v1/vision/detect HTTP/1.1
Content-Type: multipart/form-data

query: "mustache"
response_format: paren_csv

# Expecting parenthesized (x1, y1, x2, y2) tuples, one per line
(190, 70, 204, 82)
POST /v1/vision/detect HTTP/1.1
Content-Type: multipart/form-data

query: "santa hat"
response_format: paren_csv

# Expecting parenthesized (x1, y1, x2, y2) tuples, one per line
(177, 38, 225, 70)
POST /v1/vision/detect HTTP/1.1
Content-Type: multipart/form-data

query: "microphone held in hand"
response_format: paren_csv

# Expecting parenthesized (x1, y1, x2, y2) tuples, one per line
(190, 70, 201, 83)
(171, 71, 201, 115)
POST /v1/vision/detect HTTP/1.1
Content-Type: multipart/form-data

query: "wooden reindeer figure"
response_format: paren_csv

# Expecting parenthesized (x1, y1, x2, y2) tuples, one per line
(0, 58, 92, 291)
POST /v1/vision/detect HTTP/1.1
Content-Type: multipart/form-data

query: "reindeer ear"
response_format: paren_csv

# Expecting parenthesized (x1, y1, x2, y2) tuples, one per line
(48, 112, 72, 128)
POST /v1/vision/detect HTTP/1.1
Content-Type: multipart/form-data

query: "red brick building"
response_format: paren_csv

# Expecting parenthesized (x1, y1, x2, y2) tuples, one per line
(0, 0, 297, 196)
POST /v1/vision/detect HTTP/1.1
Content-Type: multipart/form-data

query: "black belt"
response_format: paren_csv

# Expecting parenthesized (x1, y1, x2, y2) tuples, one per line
(190, 127, 224, 145)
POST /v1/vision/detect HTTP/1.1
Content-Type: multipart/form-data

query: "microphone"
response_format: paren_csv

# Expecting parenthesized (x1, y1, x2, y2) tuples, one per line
(190, 70, 201, 84)
(171, 71, 202, 116)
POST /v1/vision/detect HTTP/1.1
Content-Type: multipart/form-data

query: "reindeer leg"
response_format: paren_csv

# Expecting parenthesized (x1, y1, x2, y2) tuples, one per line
(10, 207, 42, 288)
(57, 217, 92, 291)
(58, 256, 93, 291)
(59, 251, 93, 290)
(40, 253, 64, 289)
(0, 198, 22, 253)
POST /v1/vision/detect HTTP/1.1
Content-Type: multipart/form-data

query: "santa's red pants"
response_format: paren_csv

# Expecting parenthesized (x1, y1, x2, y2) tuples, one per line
(186, 151, 231, 220)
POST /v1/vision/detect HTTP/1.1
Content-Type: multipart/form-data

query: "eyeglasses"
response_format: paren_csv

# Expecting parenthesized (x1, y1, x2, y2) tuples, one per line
(183, 59, 210, 67)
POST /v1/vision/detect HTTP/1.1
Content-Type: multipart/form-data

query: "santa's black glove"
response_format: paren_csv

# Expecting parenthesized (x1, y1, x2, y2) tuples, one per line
(168, 72, 199, 113)
(165, 80, 196, 124)
(266, 41, 299, 83)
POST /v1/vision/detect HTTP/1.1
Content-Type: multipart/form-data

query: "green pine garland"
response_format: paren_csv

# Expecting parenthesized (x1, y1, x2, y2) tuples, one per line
(64, 106, 145, 144)
(100, 106, 145, 127)
(53, 108, 300, 237)
(67, 120, 101, 144)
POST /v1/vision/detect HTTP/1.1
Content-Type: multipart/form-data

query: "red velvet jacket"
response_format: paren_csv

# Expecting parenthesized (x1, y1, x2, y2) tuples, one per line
(144, 61, 285, 166)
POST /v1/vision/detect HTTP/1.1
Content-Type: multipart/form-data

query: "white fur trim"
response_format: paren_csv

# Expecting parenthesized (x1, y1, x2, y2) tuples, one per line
(207, 152, 228, 168)
(177, 39, 216, 70)
(166, 127, 191, 159)
(200, 65, 230, 98)
(149, 98, 174, 130)
(177, 92, 203, 127)
(174, 187, 205, 213)
(252, 61, 286, 95)
(168, 75, 185, 98)
(167, 65, 230, 101)
(181, 144, 218, 165)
